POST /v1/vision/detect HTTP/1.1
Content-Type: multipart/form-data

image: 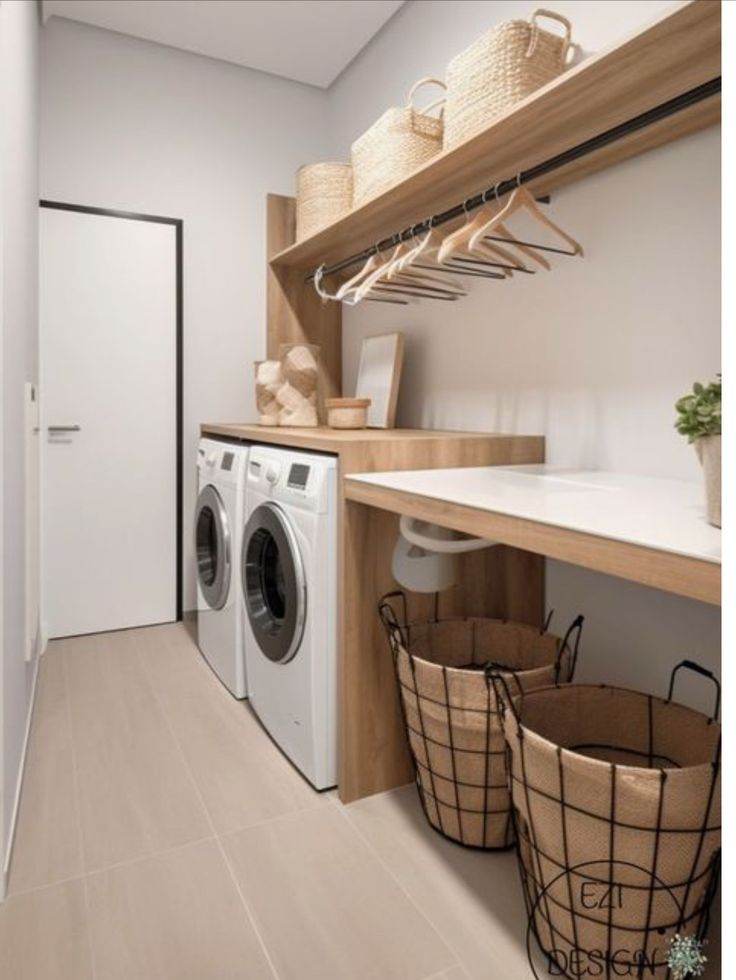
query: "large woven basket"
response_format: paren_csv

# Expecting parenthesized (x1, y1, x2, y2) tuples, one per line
(491, 662, 721, 979)
(379, 592, 583, 850)
(295, 162, 352, 241)
(444, 9, 573, 150)
(352, 77, 446, 208)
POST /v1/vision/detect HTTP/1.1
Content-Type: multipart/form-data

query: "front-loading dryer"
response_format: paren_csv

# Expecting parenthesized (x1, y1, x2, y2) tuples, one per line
(241, 445, 338, 789)
(195, 438, 249, 698)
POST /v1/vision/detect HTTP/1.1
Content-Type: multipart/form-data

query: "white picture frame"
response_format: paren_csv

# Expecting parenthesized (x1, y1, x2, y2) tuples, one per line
(355, 332, 405, 429)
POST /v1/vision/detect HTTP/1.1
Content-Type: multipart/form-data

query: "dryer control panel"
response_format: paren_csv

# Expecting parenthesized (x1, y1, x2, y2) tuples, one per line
(247, 447, 336, 514)
(197, 438, 248, 489)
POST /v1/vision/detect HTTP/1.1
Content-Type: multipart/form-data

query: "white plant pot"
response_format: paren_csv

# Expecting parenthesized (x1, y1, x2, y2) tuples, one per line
(695, 434, 721, 528)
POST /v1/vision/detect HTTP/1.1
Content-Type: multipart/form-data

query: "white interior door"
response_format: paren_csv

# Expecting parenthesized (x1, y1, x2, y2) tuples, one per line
(41, 206, 178, 638)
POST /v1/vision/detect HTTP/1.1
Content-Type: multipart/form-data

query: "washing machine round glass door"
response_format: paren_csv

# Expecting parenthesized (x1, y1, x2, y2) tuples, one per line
(195, 485, 231, 610)
(242, 502, 306, 664)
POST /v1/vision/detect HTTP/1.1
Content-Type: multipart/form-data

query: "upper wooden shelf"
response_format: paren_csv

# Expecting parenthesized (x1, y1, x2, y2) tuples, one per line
(271, 0, 720, 272)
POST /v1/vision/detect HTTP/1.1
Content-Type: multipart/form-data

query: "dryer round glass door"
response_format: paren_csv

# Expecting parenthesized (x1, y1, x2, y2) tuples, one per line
(195, 484, 231, 610)
(242, 502, 306, 664)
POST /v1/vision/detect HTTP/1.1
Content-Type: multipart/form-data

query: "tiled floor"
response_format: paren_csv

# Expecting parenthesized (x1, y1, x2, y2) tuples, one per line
(1, 624, 721, 979)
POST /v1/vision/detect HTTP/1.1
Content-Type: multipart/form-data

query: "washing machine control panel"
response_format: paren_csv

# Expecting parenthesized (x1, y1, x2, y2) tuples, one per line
(248, 450, 336, 513)
(286, 463, 310, 490)
(197, 439, 248, 489)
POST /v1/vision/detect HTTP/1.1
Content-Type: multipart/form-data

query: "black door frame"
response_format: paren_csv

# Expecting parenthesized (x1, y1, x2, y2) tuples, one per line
(40, 199, 184, 621)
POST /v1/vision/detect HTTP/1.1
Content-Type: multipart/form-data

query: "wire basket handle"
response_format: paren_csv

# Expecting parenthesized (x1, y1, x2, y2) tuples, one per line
(554, 613, 584, 682)
(666, 659, 721, 722)
(377, 590, 409, 656)
(486, 668, 522, 725)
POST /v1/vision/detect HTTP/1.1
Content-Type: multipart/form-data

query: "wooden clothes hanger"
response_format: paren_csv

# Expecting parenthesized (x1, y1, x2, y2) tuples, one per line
(354, 240, 407, 301)
(468, 181, 584, 256)
(341, 239, 463, 303)
(401, 221, 515, 281)
(384, 232, 467, 294)
(335, 246, 383, 301)
(351, 236, 464, 302)
(434, 191, 534, 272)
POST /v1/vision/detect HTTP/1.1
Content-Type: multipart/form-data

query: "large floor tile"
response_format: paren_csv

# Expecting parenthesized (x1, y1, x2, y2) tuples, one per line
(86, 839, 275, 980)
(8, 644, 84, 894)
(221, 804, 454, 980)
(64, 628, 211, 871)
(139, 624, 326, 834)
(0, 879, 94, 980)
(345, 785, 532, 980)
(346, 786, 722, 980)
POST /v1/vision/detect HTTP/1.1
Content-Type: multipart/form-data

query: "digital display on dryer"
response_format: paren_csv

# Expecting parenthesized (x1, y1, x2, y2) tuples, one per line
(287, 463, 310, 489)
(221, 451, 234, 471)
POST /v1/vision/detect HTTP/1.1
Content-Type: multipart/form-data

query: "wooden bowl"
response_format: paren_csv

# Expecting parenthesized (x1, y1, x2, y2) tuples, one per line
(325, 397, 371, 429)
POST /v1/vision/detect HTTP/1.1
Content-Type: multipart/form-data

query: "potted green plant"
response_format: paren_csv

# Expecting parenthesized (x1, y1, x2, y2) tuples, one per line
(675, 376, 721, 527)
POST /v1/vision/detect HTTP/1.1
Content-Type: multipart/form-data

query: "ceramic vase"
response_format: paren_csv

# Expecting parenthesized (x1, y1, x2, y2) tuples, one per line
(695, 434, 721, 528)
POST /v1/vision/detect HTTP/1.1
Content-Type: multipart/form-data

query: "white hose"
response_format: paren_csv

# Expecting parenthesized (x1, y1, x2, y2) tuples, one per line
(398, 515, 496, 554)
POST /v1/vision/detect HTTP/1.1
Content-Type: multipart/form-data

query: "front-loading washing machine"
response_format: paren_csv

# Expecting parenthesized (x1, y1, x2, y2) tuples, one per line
(241, 445, 338, 789)
(195, 437, 250, 698)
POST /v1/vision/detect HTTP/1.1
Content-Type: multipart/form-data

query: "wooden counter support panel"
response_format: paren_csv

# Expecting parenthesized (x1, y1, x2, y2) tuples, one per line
(201, 424, 545, 803)
(336, 436, 545, 804)
(266, 194, 341, 402)
(343, 502, 543, 801)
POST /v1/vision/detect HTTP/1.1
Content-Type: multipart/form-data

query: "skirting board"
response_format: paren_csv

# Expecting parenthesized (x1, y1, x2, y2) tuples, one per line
(1, 647, 42, 901)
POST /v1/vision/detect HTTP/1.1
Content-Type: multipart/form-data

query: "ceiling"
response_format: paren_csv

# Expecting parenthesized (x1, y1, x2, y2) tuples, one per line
(42, 0, 405, 88)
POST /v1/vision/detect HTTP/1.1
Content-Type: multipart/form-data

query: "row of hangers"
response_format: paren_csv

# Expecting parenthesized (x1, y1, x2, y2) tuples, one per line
(314, 179, 584, 306)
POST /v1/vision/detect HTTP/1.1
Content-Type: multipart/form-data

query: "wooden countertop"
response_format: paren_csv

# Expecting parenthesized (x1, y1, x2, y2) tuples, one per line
(345, 465, 721, 606)
(200, 423, 536, 456)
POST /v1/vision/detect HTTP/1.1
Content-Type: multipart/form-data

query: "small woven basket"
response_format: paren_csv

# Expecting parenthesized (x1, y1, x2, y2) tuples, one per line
(444, 8, 573, 150)
(295, 162, 352, 242)
(351, 77, 446, 208)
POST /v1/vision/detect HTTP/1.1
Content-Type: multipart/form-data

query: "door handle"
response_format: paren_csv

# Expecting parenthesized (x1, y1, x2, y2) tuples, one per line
(48, 425, 81, 432)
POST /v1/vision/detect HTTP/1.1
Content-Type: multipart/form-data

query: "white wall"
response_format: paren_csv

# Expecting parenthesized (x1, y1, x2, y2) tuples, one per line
(37, 3, 721, 705)
(329, 0, 721, 712)
(1, 0, 41, 882)
(40, 17, 331, 610)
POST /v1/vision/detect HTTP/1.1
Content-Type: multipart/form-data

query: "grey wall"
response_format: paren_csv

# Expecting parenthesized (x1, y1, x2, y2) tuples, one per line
(1, 0, 41, 865)
(40, 17, 331, 611)
(327, 0, 721, 714)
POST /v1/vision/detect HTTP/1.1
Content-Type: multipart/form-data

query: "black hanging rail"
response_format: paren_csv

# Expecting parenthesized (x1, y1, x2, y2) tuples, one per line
(307, 77, 720, 285)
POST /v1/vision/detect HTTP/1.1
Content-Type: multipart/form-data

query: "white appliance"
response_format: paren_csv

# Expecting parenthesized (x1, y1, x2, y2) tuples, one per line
(195, 438, 250, 698)
(241, 445, 338, 789)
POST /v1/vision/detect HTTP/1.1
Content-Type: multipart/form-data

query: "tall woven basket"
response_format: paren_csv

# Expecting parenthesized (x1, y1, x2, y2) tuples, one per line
(491, 661, 721, 979)
(295, 162, 352, 242)
(352, 77, 446, 208)
(379, 592, 583, 850)
(444, 9, 573, 150)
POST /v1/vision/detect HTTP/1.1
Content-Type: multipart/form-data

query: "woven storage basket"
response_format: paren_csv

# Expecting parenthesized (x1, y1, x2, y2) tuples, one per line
(295, 162, 352, 241)
(379, 592, 583, 850)
(352, 77, 446, 208)
(491, 662, 721, 979)
(444, 9, 573, 150)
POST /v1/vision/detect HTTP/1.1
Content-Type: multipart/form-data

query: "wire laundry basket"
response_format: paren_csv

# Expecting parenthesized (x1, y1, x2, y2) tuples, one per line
(490, 661, 721, 980)
(378, 591, 583, 850)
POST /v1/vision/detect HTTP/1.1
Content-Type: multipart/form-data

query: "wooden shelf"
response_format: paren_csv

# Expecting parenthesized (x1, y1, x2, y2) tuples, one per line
(345, 466, 721, 605)
(271, 0, 720, 272)
(200, 422, 541, 457)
